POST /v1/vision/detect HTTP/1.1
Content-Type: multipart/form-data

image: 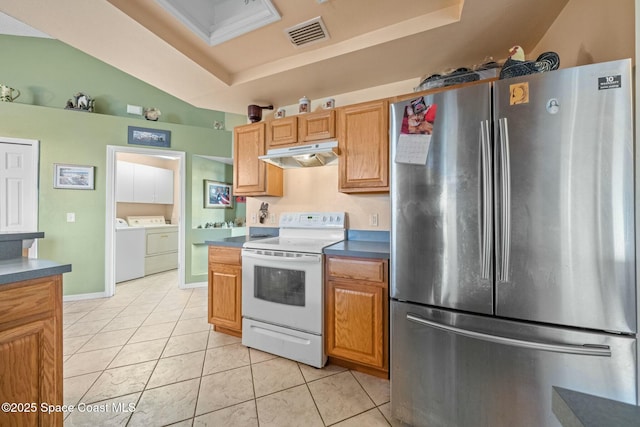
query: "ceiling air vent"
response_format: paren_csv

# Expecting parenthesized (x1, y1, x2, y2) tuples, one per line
(285, 16, 330, 47)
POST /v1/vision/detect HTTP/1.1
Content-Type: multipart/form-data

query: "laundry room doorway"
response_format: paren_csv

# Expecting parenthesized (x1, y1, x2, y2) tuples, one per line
(105, 145, 186, 297)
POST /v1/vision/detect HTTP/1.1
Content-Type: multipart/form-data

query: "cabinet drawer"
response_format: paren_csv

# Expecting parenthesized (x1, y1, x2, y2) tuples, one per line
(0, 278, 56, 326)
(209, 246, 242, 265)
(327, 257, 386, 283)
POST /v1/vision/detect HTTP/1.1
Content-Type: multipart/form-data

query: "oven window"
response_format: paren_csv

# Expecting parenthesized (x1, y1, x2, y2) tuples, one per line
(254, 266, 305, 306)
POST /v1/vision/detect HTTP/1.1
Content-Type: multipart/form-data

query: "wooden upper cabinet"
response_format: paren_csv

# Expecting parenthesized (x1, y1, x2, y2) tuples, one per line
(337, 100, 389, 193)
(299, 110, 336, 142)
(233, 122, 283, 197)
(266, 116, 298, 149)
(267, 110, 336, 149)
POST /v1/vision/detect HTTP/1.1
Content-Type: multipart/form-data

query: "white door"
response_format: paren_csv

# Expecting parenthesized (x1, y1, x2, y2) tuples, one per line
(0, 138, 39, 255)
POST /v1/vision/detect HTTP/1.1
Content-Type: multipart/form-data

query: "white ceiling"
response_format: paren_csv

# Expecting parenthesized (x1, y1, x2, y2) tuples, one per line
(0, 0, 569, 115)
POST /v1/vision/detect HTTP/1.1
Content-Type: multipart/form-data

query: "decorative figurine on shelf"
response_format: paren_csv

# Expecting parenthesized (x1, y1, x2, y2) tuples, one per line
(65, 92, 95, 112)
(0, 84, 20, 102)
(143, 107, 161, 121)
(499, 45, 560, 80)
(247, 104, 274, 123)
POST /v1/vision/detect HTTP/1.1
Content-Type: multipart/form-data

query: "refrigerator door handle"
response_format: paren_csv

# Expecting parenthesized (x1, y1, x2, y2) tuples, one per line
(480, 120, 492, 279)
(406, 313, 612, 357)
(498, 118, 512, 282)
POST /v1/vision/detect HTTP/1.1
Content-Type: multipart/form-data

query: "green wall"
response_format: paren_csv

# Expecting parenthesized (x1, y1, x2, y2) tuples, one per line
(188, 156, 247, 283)
(0, 35, 227, 127)
(0, 35, 244, 296)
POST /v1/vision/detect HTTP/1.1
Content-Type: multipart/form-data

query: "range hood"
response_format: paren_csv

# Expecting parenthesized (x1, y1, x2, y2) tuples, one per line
(259, 141, 339, 169)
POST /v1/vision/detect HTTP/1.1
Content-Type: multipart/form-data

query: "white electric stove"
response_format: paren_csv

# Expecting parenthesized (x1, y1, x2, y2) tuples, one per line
(241, 212, 346, 368)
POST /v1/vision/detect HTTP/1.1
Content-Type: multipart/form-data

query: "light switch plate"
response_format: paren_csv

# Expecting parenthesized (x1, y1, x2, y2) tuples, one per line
(127, 104, 143, 115)
(67, 212, 76, 222)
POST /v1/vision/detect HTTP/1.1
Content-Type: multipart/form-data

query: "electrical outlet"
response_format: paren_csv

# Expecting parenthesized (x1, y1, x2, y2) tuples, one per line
(369, 213, 378, 227)
(250, 213, 257, 224)
(269, 213, 276, 224)
(67, 212, 76, 223)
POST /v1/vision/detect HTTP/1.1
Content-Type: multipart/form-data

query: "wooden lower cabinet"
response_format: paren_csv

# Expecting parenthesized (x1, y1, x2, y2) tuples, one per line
(325, 256, 389, 378)
(208, 246, 242, 337)
(0, 275, 63, 427)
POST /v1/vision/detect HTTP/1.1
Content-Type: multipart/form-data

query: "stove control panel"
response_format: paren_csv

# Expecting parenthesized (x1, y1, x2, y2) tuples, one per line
(279, 212, 346, 228)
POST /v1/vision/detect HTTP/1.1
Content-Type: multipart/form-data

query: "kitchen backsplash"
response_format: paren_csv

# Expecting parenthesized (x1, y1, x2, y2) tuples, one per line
(246, 166, 390, 230)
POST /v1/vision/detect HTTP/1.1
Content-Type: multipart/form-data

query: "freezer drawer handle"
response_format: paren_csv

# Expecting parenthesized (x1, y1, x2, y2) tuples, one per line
(406, 313, 611, 357)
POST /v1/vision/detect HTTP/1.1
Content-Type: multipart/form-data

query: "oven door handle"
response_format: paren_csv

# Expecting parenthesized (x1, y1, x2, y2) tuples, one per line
(241, 250, 321, 263)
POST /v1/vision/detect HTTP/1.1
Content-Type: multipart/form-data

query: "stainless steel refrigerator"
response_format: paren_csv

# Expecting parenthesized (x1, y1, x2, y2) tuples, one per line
(390, 59, 636, 427)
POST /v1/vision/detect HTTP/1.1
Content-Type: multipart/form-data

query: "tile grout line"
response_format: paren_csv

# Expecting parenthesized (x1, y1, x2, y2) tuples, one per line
(64, 274, 189, 425)
(74, 283, 176, 426)
(191, 319, 213, 423)
(124, 280, 187, 427)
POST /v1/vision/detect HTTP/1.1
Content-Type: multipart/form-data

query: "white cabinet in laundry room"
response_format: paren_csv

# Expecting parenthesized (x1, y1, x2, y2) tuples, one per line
(116, 160, 174, 204)
(116, 160, 135, 202)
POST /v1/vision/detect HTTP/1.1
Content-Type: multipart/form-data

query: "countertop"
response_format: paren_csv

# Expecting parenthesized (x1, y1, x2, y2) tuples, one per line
(206, 228, 390, 259)
(552, 387, 640, 427)
(0, 231, 45, 241)
(205, 234, 277, 248)
(324, 240, 390, 259)
(0, 257, 72, 285)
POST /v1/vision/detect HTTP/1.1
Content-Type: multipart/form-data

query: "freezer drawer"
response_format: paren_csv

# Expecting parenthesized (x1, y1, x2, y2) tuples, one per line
(391, 300, 637, 427)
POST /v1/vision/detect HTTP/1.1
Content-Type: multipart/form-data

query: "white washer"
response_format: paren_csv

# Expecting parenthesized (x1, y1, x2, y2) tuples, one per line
(115, 219, 145, 283)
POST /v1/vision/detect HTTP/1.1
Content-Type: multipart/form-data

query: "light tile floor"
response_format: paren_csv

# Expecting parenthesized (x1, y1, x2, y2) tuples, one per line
(62, 270, 400, 426)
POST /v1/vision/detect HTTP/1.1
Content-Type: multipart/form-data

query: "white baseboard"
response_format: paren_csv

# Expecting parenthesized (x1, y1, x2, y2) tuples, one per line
(63, 291, 108, 302)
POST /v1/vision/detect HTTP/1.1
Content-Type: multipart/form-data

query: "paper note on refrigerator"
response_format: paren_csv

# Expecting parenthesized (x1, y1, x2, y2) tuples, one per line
(395, 99, 437, 165)
(395, 134, 432, 164)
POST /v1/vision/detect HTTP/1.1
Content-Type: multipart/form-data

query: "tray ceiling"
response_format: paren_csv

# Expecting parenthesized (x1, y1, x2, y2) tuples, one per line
(0, 0, 569, 115)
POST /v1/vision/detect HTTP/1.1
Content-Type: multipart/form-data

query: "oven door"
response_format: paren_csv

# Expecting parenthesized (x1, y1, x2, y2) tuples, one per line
(242, 248, 323, 334)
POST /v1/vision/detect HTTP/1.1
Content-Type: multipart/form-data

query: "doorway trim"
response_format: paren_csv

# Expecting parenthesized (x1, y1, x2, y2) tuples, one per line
(105, 145, 186, 297)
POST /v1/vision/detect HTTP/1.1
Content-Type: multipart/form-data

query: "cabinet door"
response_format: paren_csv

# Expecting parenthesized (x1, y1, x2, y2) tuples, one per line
(234, 122, 266, 195)
(267, 117, 298, 149)
(208, 264, 242, 331)
(299, 110, 335, 142)
(116, 161, 135, 202)
(0, 276, 62, 427)
(325, 280, 386, 369)
(154, 167, 174, 204)
(338, 100, 389, 192)
(132, 163, 156, 203)
(233, 122, 283, 196)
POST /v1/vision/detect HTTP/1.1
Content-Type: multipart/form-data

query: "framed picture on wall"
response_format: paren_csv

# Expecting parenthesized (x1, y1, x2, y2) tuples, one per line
(53, 163, 95, 190)
(204, 180, 233, 208)
(127, 126, 171, 148)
